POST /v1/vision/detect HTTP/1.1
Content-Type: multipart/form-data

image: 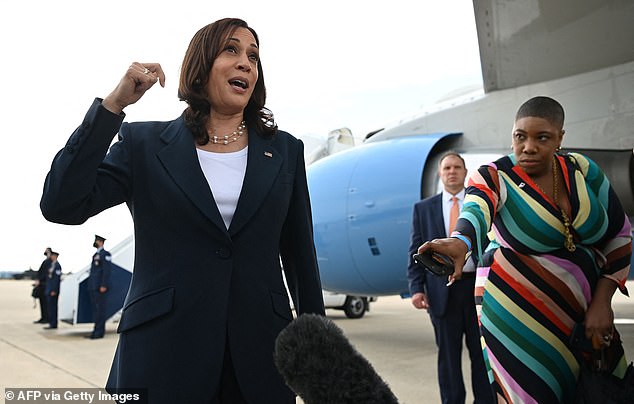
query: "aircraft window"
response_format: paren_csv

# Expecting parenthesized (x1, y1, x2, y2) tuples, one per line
(367, 238, 381, 256)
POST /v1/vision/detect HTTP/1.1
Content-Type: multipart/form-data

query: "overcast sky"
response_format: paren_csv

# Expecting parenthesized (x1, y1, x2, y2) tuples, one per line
(0, 0, 482, 272)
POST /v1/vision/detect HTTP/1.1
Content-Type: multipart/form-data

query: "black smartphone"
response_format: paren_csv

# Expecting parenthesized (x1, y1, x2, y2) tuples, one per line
(413, 251, 454, 277)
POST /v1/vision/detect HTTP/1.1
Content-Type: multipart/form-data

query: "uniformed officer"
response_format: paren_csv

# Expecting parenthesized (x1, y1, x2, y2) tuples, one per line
(43, 251, 61, 329)
(86, 235, 112, 339)
(33, 247, 52, 324)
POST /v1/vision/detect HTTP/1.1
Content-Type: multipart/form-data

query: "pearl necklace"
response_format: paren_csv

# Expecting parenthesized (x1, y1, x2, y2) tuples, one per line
(208, 121, 246, 145)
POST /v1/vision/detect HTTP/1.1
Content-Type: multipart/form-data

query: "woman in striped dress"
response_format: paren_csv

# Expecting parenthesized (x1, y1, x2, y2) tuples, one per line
(418, 96, 631, 403)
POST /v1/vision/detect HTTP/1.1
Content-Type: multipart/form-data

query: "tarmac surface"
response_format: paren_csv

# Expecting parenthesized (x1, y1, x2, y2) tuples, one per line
(2, 279, 634, 403)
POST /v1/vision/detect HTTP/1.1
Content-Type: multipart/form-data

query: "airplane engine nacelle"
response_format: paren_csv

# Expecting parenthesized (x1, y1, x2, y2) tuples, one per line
(307, 133, 460, 296)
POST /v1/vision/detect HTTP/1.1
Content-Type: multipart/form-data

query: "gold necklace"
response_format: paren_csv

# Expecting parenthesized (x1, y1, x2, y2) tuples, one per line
(208, 121, 246, 145)
(552, 157, 576, 252)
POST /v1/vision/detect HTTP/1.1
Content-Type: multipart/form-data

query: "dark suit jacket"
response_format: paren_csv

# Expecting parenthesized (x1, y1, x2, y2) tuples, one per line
(89, 248, 112, 290)
(44, 261, 62, 295)
(407, 193, 453, 318)
(37, 257, 51, 285)
(41, 99, 325, 403)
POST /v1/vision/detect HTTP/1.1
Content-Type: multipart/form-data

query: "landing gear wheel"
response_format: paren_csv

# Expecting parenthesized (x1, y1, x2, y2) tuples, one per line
(343, 296, 368, 319)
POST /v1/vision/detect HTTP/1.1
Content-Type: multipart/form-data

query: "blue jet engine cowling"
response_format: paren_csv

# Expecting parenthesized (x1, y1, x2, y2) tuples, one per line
(307, 133, 460, 296)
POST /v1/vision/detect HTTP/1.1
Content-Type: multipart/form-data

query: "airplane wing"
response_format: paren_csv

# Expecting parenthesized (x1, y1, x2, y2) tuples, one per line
(474, 0, 634, 92)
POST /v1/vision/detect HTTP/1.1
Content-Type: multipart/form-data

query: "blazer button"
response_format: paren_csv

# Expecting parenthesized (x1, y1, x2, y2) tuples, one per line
(216, 248, 231, 259)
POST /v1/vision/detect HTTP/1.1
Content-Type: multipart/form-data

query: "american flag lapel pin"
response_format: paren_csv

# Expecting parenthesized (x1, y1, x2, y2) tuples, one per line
(264, 151, 273, 158)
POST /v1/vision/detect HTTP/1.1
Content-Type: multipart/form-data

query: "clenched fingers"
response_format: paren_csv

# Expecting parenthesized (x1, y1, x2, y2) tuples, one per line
(131, 62, 166, 87)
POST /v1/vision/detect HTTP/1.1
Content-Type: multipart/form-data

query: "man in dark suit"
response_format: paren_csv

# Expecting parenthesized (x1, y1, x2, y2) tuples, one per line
(407, 152, 493, 404)
(86, 235, 112, 339)
(43, 251, 61, 330)
(33, 247, 52, 324)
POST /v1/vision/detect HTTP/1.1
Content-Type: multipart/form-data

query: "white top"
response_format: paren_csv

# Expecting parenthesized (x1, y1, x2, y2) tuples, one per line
(196, 146, 248, 229)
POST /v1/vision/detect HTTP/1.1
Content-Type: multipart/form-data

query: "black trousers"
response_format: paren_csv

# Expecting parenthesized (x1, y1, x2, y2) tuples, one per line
(429, 275, 494, 404)
(38, 292, 49, 321)
(211, 339, 295, 403)
(46, 294, 58, 328)
(90, 289, 107, 337)
(211, 343, 248, 404)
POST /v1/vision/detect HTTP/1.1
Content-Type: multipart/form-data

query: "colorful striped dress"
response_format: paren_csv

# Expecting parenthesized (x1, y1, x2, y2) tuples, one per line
(455, 152, 632, 403)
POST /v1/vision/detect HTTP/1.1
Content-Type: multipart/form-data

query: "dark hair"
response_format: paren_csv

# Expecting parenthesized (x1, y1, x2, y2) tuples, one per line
(438, 151, 466, 169)
(515, 96, 565, 129)
(178, 18, 277, 145)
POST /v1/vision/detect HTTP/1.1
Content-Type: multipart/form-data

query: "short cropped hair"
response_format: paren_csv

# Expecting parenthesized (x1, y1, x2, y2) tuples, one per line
(438, 151, 466, 169)
(515, 96, 565, 129)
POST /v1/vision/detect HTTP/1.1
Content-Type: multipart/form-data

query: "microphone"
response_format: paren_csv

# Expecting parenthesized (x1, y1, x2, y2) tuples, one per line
(274, 313, 398, 404)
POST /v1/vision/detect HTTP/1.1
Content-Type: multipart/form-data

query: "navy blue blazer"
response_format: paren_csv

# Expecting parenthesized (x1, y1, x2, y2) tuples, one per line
(41, 99, 325, 403)
(89, 248, 112, 290)
(407, 193, 453, 318)
(44, 261, 62, 295)
(407, 193, 484, 318)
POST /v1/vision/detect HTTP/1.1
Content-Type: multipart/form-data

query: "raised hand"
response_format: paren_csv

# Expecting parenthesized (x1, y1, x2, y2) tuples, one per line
(102, 62, 166, 114)
(418, 237, 469, 285)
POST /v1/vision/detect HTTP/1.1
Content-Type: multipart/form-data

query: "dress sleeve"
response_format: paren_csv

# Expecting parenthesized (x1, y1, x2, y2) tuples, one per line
(454, 162, 501, 260)
(570, 153, 631, 294)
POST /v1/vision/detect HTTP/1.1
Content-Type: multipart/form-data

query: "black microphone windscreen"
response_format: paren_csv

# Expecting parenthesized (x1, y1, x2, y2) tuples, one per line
(274, 313, 398, 404)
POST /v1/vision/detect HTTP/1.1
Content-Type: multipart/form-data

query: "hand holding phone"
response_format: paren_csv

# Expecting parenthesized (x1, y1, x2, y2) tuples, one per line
(413, 251, 454, 277)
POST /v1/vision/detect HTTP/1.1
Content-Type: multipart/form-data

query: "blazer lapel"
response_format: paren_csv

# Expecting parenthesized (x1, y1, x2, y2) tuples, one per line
(228, 130, 282, 235)
(157, 117, 228, 235)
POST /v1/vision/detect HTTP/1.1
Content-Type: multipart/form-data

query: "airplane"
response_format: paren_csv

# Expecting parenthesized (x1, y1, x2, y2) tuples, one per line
(308, 0, 634, 297)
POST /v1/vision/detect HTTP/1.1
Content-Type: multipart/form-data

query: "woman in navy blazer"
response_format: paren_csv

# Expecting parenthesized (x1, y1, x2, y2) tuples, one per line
(41, 18, 324, 403)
